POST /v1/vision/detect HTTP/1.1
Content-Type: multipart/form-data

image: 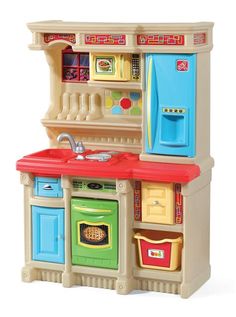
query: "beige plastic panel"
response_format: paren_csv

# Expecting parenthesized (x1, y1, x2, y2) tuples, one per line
(27, 21, 213, 53)
(181, 172, 211, 298)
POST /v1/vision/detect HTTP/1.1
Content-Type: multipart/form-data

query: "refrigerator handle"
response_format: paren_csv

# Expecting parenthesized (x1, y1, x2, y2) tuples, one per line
(146, 56, 158, 150)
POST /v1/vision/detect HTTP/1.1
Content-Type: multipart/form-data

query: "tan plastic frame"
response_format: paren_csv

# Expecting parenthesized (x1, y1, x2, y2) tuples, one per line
(21, 169, 211, 298)
(20, 21, 213, 298)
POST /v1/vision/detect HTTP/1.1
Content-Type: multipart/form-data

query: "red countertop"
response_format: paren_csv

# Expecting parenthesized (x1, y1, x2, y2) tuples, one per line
(16, 149, 200, 183)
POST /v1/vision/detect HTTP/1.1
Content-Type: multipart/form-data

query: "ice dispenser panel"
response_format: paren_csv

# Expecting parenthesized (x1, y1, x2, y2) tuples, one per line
(160, 108, 188, 147)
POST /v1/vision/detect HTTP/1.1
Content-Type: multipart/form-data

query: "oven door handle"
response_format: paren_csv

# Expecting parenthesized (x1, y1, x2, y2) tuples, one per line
(74, 206, 112, 215)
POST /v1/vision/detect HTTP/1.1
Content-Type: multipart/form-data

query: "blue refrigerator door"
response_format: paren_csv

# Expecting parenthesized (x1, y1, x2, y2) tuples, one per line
(145, 54, 196, 157)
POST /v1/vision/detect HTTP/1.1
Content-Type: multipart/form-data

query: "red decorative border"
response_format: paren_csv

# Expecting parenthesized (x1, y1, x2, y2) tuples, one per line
(137, 34, 185, 46)
(134, 181, 142, 221)
(193, 32, 207, 45)
(175, 184, 183, 224)
(85, 34, 126, 45)
(44, 33, 76, 44)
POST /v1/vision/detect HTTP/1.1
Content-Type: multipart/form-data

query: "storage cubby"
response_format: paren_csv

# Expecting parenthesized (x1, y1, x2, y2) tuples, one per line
(134, 230, 183, 271)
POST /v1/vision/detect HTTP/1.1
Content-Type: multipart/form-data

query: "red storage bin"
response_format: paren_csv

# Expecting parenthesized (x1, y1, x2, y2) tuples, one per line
(134, 230, 183, 271)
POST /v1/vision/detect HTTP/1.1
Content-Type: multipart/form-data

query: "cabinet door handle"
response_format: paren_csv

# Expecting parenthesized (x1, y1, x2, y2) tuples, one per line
(43, 184, 53, 190)
(146, 55, 158, 151)
(147, 56, 153, 149)
(152, 200, 163, 207)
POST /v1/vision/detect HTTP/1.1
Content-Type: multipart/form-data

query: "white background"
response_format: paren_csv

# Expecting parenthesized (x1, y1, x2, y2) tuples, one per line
(0, 0, 235, 316)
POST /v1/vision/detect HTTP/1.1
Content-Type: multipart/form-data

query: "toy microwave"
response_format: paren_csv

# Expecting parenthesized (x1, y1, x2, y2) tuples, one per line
(90, 53, 131, 81)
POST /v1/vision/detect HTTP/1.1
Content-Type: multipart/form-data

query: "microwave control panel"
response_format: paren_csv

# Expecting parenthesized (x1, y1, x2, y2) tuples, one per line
(131, 54, 140, 80)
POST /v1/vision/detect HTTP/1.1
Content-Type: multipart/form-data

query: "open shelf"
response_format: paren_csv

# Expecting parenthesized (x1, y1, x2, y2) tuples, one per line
(42, 118, 142, 132)
(88, 80, 142, 90)
(133, 267, 182, 282)
(133, 221, 183, 233)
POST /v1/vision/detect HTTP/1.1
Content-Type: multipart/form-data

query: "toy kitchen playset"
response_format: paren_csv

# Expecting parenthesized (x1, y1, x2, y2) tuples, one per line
(16, 21, 214, 298)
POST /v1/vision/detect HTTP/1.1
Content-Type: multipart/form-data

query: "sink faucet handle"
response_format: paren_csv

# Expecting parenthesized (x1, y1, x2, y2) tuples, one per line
(77, 141, 85, 154)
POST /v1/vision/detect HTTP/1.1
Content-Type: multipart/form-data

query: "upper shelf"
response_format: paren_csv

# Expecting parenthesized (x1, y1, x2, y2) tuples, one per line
(42, 117, 142, 131)
(27, 21, 213, 53)
(87, 81, 142, 90)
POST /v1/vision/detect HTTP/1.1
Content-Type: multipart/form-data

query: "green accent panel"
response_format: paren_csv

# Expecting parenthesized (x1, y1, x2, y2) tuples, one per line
(111, 91, 122, 100)
(71, 198, 118, 269)
(130, 106, 142, 115)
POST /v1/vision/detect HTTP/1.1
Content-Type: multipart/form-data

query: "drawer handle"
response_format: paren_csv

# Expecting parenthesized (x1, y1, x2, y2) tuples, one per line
(57, 235, 64, 240)
(152, 200, 163, 207)
(43, 184, 53, 190)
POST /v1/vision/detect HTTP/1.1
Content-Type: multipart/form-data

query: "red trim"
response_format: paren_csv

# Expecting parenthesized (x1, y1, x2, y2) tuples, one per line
(175, 184, 183, 224)
(193, 32, 207, 45)
(134, 181, 142, 221)
(137, 34, 185, 45)
(85, 34, 126, 45)
(44, 33, 76, 44)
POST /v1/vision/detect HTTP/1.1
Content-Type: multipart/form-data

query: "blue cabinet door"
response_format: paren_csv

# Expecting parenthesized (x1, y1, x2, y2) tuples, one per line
(32, 206, 65, 264)
(145, 53, 196, 157)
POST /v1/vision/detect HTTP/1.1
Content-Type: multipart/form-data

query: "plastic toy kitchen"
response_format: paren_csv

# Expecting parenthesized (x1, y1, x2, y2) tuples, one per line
(16, 21, 214, 298)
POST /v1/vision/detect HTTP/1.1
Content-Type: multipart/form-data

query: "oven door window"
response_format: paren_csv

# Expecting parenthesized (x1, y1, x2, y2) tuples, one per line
(78, 222, 111, 248)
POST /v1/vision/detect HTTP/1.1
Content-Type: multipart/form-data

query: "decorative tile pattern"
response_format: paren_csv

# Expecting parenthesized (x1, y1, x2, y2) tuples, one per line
(105, 90, 142, 116)
(193, 33, 207, 45)
(85, 34, 126, 45)
(44, 33, 76, 44)
(111, 105, 122, 115)
(137, 34, 185, 46)
(130, 92, 141, 101)
(111, 91, 122, 100)
(105, 96, 113, 109)
(130, 107, 141, 115)
(120, 98, 132, 110)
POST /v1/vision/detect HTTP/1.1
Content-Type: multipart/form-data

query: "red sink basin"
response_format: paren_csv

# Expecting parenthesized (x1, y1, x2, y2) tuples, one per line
(23, 149, 77, 162)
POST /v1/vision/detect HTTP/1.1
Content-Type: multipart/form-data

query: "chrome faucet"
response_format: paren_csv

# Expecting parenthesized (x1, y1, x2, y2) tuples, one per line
(57, 132, 85, 154)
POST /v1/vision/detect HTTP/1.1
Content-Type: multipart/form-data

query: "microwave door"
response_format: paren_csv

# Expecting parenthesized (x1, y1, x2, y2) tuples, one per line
(145, 54, 159, 153)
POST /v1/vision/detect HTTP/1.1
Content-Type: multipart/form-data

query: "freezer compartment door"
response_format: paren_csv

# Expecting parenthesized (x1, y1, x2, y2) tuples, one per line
(145, 53, 196, 157)
(145, 54, 159, 153)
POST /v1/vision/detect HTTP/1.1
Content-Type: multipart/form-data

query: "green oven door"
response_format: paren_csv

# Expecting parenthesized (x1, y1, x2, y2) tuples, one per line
(71, 198, 118, 269)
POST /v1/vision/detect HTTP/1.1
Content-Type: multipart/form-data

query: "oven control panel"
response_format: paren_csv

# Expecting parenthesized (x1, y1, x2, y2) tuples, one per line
(72, 179, 116, 193)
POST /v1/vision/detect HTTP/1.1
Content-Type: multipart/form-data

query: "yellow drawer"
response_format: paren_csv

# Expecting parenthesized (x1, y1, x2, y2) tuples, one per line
(142, 182, 174, 224)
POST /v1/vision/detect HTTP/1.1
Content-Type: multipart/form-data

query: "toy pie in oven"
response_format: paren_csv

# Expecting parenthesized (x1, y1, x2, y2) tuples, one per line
(82, 226, 107, 243)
